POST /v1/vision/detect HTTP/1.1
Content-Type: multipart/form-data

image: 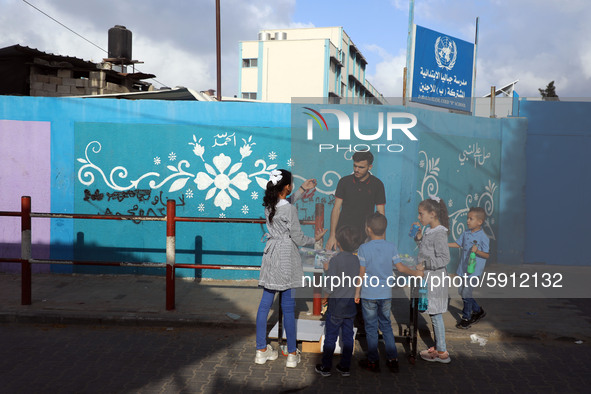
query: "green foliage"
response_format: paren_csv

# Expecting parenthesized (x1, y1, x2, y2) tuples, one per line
(539, 81, 559, 100)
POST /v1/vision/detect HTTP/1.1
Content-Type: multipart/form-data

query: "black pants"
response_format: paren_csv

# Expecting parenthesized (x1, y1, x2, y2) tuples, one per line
(354, 302, 365, 333)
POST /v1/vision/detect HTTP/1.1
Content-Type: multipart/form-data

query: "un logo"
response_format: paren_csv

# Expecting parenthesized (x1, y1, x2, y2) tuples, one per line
(434, 36, 457, 70)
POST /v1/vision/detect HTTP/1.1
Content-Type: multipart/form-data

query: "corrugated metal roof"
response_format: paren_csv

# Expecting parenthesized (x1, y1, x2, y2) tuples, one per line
(0, 44, 97, 69)
(75, 87, 259, 102)
(76, 86, 216, 101)
(0, 44, 155, 80)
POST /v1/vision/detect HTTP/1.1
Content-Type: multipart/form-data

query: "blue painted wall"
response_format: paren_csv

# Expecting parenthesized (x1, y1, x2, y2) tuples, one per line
(0, 96, 529, 279)
(292, 104, 526, 272)
(0, 97, 291, 279)
(519, 100, 590, 266)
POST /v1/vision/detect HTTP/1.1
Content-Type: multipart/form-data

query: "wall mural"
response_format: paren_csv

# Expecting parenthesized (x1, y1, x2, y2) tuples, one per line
(73, 123, 312, 275)
(72, 122, 501, 276)
(73, 122, 341, 275)
(416, 131, 500, 248)
(417, 149, 497, 243)
(0, 96, 529, 278)
(416, 132, 500, 272)
(76, 124, 343, 228)
(76, 125, 298, 219)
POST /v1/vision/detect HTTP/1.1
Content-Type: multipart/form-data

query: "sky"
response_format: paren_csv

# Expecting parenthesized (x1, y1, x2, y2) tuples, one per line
(1, 0, 590, 99)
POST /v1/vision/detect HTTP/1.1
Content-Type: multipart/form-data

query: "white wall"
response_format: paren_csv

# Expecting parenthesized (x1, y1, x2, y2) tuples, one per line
(262, 40, 326, 102)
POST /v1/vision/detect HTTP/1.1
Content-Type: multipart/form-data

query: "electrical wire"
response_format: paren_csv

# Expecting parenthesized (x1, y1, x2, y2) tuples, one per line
(22, 0, 107, 54)
(22, 0, 167, 87)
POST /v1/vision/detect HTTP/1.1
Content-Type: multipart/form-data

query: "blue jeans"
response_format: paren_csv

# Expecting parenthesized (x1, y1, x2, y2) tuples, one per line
(459, 282, 481, 320)
(256, 288, 297, 353)
(361, 298, 397, 362)
(430, 313, 446, 352)
(322, 311, 354, 369)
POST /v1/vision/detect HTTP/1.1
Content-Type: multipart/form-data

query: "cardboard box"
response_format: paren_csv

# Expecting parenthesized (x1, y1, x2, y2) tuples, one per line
(302, 341, 322, 353)
(270, 319, 358, 354)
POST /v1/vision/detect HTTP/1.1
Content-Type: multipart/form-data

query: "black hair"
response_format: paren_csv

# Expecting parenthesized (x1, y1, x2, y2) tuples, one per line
(352, 151, 374, 165)
(419, 197, 450, 230)
(366, 212, 387, 236)
(262, 169, 292, 224)
(469, 207, 486, 222)
(335, 225, 361, 253)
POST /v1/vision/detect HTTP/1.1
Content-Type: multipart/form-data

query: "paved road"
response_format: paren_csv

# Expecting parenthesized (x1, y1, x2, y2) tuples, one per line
(1, 323, 587, 393)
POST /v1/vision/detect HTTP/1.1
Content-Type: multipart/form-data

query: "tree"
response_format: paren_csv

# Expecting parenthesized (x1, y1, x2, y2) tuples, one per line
(539, 81, 559, 100)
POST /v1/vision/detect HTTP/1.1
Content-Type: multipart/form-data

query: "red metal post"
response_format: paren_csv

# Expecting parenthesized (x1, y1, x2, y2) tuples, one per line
(313, 203, 324, 315)
(21, 196, 32, 305)
(166, 199, 176, 310)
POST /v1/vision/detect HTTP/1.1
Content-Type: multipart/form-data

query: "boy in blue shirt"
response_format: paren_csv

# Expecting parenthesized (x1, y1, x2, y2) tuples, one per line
(315, 226, 361, 378)
(354, 213, 424, 373)
(449, 207, 490, 329)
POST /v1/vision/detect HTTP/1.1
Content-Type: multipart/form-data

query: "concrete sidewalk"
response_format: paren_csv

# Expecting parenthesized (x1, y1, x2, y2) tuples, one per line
(1, 266, 590, 344)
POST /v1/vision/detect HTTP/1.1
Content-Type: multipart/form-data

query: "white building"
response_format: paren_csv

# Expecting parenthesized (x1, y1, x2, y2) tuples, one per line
(239, 27, 385, 104)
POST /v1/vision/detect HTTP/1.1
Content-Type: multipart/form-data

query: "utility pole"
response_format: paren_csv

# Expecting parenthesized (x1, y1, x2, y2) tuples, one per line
(216, 0, 222, 101)
(404, 0, 415, 106)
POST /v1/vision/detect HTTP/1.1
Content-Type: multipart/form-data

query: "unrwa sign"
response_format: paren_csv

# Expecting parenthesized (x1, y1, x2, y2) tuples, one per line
(409, 25, 475, 112)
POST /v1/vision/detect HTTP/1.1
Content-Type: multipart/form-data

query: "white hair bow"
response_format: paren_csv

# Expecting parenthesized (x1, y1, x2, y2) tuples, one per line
(429, 194, 441, 203)
(269, 169, 283, 185)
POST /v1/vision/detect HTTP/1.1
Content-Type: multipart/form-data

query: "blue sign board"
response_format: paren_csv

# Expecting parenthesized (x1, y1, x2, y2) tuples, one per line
(410, 25, 474, 112)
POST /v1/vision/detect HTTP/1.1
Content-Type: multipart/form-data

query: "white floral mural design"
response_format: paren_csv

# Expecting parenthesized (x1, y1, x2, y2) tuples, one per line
(417, 151, 439, 201)
(448, 180, 497, 241)
(78, 129, 344, 215)
(194, 153, 251, 211)
(188, 136, 205, 161)
(417, 150, 497, 242)
(78, 132, 284, 213)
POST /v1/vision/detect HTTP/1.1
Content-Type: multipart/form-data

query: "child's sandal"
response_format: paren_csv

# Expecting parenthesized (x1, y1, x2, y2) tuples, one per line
(419, 347, 436, 358)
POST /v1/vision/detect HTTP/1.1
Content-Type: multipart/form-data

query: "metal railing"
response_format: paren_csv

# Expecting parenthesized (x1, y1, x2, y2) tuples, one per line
(0, 196, 325, 313)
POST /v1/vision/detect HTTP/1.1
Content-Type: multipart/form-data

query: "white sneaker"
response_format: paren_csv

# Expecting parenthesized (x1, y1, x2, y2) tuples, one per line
(255, 345, 278, 364)
(286, 349, 301, 368)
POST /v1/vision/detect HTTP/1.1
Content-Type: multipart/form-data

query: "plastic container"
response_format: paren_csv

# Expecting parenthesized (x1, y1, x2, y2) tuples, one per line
(400, 254, 418, 267)
(408, 223, 421, 238)
(314, 254, 328, 269)
(467, 241, 477, 274)
(418, 279, 428, 312)
(467, 252, 477, 274)
(299, 247, 336, 269)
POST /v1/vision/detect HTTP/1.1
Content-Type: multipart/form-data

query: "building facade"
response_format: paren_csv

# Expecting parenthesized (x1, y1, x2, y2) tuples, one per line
(239, 27, 385, 104)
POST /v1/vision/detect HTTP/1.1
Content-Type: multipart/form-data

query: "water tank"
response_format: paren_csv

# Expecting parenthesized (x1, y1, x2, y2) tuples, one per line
(275, 32, 287, 40)
(108, 25, 132, 59)
(258, 32, 271, 41)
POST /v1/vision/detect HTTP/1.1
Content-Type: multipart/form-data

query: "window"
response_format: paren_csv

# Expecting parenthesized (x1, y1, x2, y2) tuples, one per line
(242, 58, 258, 68)
(242, 92, 257, 99)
